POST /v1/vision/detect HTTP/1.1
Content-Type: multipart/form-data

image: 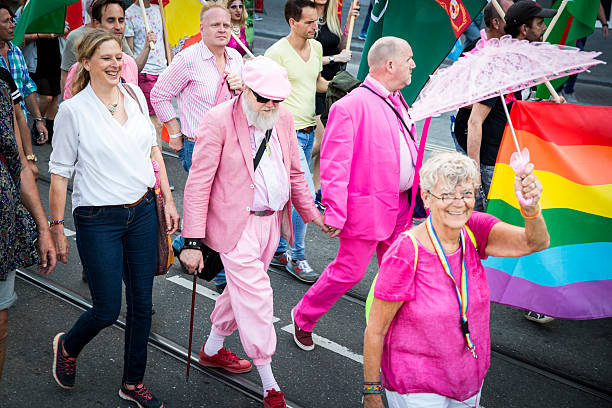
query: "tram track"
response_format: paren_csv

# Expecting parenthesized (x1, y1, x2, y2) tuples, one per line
(31, 154, 612, 406)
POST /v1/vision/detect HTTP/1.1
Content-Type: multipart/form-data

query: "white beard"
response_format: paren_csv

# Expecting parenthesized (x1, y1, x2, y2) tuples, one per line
(242, 95, 279, 131)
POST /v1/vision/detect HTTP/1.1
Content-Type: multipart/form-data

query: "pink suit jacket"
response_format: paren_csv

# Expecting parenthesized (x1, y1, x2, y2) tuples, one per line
(181, 95, 321, 254)
(321, 76, 420, 241)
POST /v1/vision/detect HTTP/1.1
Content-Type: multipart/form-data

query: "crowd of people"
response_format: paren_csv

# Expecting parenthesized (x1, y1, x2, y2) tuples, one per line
(4, 0, 609, 407)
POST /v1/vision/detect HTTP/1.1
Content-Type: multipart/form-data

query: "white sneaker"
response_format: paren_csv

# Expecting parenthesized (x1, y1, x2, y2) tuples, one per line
(524, 311, 555, 324)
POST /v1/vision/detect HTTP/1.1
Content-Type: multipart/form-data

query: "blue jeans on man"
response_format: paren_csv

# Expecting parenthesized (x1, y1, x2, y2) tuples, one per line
(276, 129, 315, 260)
(64, 192, 157, 384)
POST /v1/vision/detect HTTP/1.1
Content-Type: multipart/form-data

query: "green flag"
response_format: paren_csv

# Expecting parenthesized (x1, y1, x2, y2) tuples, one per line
(536, 0, 600, 99)
(13, 0, 77, 47)
(357, 0, 486, 105)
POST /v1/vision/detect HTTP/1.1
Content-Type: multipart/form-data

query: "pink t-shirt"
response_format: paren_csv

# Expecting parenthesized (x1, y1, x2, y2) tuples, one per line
(374, 211, 500, 401)
(63, 53, 139, 99)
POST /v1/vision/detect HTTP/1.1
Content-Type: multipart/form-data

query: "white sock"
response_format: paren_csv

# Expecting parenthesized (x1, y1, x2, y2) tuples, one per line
(256, 364, 279, 396)
(203, 329, 225, 356)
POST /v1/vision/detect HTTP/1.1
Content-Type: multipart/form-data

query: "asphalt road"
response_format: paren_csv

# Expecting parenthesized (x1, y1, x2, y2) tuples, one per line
(4, 2, 612, 407)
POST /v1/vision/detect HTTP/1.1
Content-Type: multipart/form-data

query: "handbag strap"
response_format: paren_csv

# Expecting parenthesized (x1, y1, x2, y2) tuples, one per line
(122, 83, 144, 115)
(360, 84, 415, 142)
(253, 128, 272, 171)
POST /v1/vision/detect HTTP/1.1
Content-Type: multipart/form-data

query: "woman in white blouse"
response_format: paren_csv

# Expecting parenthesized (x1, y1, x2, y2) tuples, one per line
(48, 29, 178, 408)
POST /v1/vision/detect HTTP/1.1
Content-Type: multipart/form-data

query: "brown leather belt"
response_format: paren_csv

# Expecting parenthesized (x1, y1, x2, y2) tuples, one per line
(297, 125, 315, 134)
(112, 189, 152, 208)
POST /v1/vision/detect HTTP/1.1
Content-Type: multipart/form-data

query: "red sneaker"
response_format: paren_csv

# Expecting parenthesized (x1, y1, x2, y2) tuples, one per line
(263, 389, 287, 408)
(198, 346, 252, 373)
(291, 308, 314, 351)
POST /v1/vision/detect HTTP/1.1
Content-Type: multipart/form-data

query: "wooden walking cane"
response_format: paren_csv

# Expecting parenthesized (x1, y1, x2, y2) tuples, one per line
(344, 0, 359, 51)
(158, 0, 173, 63)
(490, 0, 564, 103)
(186, 272, 198, 381)
(138, 0, 156, 50)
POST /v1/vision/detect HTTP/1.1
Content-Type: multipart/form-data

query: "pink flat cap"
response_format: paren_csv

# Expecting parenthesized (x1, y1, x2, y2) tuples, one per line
(243, 56, 292, 100)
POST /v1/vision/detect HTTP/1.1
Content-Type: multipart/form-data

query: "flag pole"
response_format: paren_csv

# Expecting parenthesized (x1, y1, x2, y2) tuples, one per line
(230, 30, 255, 58)
(543, 0, 570, 42)
(491, 0, 562, 103)
(158, 1, 173, 63)
(138, 0, 156, 50)
(345, 0, 359, 51)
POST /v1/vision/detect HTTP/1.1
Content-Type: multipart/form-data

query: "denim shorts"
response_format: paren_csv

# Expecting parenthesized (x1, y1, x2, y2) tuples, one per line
(0, 270, 17, 311)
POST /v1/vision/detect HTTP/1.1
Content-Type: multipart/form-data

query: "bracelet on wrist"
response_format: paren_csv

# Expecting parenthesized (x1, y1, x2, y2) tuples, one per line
(520, 203, 541, 220)
(33, 117, 45, 122)
(362, 384, 383, 394)
(183, 238, 202, 250)
(169, 132, 183, 139)
(49, 219, 65, 227)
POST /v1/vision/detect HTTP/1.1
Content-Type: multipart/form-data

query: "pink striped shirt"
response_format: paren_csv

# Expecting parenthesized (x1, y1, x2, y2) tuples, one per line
(150, 41, 243, 139)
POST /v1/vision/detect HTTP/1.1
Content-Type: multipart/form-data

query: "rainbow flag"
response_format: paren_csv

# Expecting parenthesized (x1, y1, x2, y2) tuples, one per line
(484, 101, 612, 320)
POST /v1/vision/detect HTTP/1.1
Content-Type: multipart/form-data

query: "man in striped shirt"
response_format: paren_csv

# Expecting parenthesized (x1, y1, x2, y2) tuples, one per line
(151, 3, 244, 286)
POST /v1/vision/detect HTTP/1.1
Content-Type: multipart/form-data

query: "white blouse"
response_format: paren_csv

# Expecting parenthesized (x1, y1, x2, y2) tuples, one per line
(49, 83, 157, 212)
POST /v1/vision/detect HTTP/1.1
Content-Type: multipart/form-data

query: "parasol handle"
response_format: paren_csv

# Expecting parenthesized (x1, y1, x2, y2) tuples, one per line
(186, 271, 198, 381)
(230, 30, 255, 58)
(158, 0, 172, 63)
(499, 91, 521, 157)
(345, 0, 359, 51)
(138, 0, 156, 50)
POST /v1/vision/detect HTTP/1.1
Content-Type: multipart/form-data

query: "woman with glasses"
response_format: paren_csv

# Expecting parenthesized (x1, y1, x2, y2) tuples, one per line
(226, 0, 250, 57)
(363, 152, 549, 408)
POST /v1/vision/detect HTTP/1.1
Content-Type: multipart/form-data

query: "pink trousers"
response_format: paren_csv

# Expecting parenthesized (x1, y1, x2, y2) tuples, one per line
(210, 213, 281, 366)
(294, 191, 411, 332)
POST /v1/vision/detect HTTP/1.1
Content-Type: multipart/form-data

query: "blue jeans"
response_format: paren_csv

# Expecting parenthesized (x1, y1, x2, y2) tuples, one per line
(476, 164, 495, 212)
(462, 11, 483, 46)
(64, 191, 158, 384)
(174, 137, 227, 286)
(359, 1, 373, 37)
(277, 129, 315, 260)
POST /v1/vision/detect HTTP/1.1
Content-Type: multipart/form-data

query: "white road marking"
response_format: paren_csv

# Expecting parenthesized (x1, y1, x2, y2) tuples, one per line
(64, 227, 76, 237)
(281, 324, 364, 364)
(166, 275, 280, 323)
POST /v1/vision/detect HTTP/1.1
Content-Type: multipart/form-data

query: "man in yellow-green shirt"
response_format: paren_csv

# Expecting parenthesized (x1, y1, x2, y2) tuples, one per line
(265, 0, 329, 283)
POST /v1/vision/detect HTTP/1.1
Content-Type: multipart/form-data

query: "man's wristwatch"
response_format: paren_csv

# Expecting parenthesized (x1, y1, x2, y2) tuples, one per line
(26, 154, 37, 162)
(183, 238, 202, 250)
(329, 55, 335, 63)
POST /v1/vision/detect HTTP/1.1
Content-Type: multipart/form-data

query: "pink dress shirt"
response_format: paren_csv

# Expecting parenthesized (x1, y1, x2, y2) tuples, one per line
(63, 53, 138, 99)
(365, 75, 417, 191)
(248, 124, 289, 212)
(150, 41, 243, 139)
(374, 212, 500, 401)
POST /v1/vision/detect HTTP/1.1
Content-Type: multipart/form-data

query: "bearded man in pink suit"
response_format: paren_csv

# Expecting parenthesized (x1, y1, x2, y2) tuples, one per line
(291, 37, 427, 350)
(179, 56, 328, 408)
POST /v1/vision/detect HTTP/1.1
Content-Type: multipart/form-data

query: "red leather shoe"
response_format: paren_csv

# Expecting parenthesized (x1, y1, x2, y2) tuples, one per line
(198, 346, 252, 373)
(263, 389, 287, 408)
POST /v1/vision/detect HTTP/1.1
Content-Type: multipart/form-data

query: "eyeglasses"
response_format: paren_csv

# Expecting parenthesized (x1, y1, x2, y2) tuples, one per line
(229, 4, 243, 9)
(252, 90, 283, 104)
(427, 190, 475, 204)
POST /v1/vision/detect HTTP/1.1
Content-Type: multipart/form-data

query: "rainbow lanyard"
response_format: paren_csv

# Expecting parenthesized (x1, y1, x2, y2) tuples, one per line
(426, 217, 477, 359)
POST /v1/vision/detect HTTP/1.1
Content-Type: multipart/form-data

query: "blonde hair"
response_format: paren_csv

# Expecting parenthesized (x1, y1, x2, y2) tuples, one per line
(419, 152, 479, 192)
(71, 29, 121, 96)
(324, 0, 341, 37)
(226, 0, 247, 26)
(200, 2, 230, 21)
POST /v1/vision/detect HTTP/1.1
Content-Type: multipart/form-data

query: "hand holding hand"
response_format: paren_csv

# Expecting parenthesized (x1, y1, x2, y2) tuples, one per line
(226, 72, 243, 92)
(36, 228, 57, 275)
(325, 224, 342, 238)
(312, 215, 330, 234)
(35, 120, 48, 144)
(50, 226, 69, 264)
(179, 249, 204, 275)
(164, 201, 180, 234)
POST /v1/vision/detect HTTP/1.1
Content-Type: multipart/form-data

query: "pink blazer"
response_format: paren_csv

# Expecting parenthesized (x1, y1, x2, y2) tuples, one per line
(181, 95, 321, 253)
(321, 76, 421, 241)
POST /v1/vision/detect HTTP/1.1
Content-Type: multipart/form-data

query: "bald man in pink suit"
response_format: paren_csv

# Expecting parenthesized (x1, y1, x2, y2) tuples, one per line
(179, 57, 327, 408)
(291, 37, 427, 351)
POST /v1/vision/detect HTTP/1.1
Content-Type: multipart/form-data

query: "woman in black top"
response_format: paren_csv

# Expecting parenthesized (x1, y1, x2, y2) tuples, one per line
(312, 0, 358, 201)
